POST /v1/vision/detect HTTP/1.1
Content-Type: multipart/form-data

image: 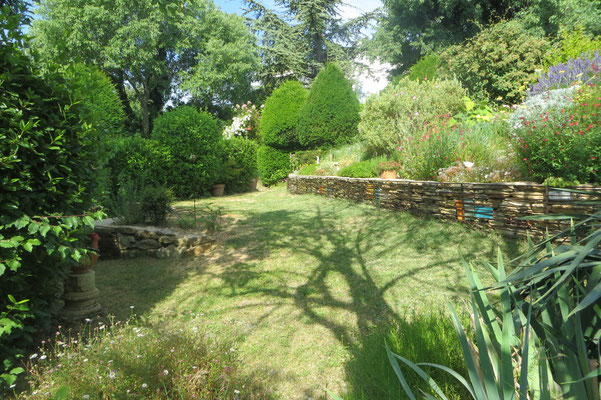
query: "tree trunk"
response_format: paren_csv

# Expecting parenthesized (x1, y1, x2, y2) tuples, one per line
(109, 71, 138, 132)
(141, 83, 151, 138)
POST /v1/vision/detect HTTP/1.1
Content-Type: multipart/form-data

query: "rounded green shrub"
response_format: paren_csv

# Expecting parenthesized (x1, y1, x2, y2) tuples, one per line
(358, 78, 466, 151)
(222, 137, 258, 194)
(297, 64, 360, 148)
(105, 136, 171, 200)
(439, 19, 551, 104)
(257, 145, 291, 186)
(261, 81, 308, 150)
(338, 157, 384, 178)
(140, 186, 173, 225)
(152, 106, 223, 197)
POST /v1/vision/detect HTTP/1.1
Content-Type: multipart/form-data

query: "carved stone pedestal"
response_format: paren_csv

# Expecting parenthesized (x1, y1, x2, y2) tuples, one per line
(61, 270, 101, 320)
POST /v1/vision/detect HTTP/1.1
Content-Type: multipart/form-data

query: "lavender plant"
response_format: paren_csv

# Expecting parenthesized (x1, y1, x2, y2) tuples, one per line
(530, 50, 601, 96)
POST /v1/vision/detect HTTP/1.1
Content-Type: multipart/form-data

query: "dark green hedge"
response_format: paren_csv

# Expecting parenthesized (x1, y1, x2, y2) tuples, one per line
(297, 64, 360, 148)
(0, 2, 101, 390)
(223, 138, 258, 194)
(257, 145, 291, 186)
(105, 136, 171, 201)
(152, 106, 224, 197)
(260, 80, 308, 150)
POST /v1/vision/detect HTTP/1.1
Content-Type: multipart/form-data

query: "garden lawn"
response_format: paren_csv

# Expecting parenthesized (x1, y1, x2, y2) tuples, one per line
(95, 185, 522, 399)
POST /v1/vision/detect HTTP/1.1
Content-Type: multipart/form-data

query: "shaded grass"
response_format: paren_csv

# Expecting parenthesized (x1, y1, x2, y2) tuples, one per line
(93, 185, 524, 399)
(344, 312, 470, 400)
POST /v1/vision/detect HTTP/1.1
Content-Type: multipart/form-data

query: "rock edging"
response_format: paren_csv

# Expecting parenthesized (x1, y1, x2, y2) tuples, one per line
(95, 221, 214, 259)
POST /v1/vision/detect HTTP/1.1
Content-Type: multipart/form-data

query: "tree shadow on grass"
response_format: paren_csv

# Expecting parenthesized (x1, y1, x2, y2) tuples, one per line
(194, 197, 522, 396)
(97, 194, 523, 398)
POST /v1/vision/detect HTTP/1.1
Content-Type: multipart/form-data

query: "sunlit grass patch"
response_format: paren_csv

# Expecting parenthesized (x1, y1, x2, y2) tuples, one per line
(19, 317, 271, 399)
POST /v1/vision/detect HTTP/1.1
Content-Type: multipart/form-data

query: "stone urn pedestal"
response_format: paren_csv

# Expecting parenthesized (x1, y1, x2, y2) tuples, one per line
(60, 233, 102, 321)
(61, 270, 102, 320)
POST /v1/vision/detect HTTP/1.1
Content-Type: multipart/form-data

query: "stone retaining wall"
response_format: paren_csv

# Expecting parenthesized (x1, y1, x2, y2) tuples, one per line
(287, 174, 601, 237)
(95, 222, 214, 259)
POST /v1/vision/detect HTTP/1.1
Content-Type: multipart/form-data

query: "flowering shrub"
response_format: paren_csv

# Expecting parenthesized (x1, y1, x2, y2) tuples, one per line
(529, 51, 601, 96)
(395, 120, 510, 181)
(223, 102, 262, 141)
(358, 78, 466, 151)
(507, 86, 578, 131)
(513, 84, 601, 183)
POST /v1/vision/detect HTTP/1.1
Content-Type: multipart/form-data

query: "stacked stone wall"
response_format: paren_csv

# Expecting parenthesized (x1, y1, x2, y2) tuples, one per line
(95, 223, 214, 259)
(287, 174, 601, 237)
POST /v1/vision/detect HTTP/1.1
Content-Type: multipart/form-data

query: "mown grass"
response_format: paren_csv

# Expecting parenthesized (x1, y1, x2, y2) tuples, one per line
(25, 185, 524, 399)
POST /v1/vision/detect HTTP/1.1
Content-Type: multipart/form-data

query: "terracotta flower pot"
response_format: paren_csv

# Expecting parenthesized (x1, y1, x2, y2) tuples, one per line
(380, 170, 397, 179)
(72, 233, 100, 274)
(212, 183, 225, 197)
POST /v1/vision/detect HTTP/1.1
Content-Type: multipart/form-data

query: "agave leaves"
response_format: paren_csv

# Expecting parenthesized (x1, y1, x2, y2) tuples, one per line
(386, 187, 601, 399)
(387, 253, 558, 399)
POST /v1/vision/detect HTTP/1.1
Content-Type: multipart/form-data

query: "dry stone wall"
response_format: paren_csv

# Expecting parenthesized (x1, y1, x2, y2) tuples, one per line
(287, 174, 601, 237)
(95, 221, 214, 259)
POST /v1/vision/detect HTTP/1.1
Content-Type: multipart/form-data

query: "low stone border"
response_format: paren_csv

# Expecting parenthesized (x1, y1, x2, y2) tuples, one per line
(95, 220, 214, 259)
(287, 174, 601, 237)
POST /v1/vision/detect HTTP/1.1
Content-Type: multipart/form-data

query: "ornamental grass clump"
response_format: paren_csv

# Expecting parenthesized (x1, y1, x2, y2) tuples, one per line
(512, 83, 601, 183)
(20, 317, 258, 399)
(530, 50, 601, 96)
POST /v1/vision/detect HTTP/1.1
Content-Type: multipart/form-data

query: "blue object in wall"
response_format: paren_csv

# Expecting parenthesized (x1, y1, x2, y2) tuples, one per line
(475, 206, 493, 219)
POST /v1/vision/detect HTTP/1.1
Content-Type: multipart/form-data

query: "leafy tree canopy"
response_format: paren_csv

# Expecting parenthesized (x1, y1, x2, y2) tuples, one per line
(371, 0, 601, 77)
(31, 0, 260, 135)
(244, 0, 374, 91)
(370, 0, 533, 76)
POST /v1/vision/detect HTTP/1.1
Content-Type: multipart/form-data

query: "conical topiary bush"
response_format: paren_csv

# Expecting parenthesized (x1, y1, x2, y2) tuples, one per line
(297, 63, 360, 148)
(260, 80, 309, 150)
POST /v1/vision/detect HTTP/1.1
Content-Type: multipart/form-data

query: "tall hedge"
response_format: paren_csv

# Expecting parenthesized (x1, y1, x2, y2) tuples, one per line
(105, 136, 172, 200)
(0, 2, 101, 390)
(151, 106, 223, 198)
(260, 80, 308, 150)
(297, 64, 360, 148)
(223, 138, 258, 194)
(257, 145, 291, 186)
